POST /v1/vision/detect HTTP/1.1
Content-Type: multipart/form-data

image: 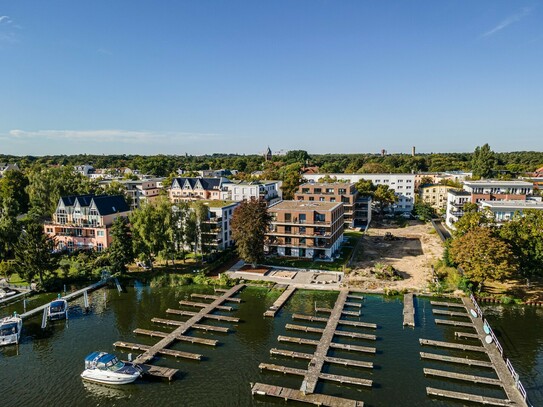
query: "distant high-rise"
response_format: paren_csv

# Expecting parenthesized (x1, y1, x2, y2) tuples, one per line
(380, 149, 387, 157)
(264, 146, 272, 161)
(412, 146, 416, 156)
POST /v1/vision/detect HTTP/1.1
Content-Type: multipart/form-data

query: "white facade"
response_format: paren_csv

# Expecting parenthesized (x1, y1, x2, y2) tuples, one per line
(206, 202, 239, 250)
(463, 180, 533, 195)
(445, 190, 471, 228)
(302, 173, 415, 212)
(480, 199, 543, 223)
(221, 181, 282, 204)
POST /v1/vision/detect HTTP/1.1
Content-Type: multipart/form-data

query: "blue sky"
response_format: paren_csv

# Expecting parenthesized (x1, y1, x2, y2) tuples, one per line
(1, 1, 542, 155)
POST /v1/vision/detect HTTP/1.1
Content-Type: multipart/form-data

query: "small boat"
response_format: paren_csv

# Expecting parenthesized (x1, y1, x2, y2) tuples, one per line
(47, 295, 68, 321)
(470, 309, 478, 318)
(0, 287, 18, 299)
(0, 313, 23, 346)
(81, 352, 142, 385)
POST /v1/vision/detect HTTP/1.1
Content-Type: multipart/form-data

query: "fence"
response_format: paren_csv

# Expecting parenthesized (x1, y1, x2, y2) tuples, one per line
(471, 294, 532, 406)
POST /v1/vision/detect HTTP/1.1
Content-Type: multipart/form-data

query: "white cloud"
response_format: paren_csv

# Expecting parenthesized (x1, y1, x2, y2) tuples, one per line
(0, 16, 11, 24)
(7, 129, 222, 144)
(482, 7, 533, 38)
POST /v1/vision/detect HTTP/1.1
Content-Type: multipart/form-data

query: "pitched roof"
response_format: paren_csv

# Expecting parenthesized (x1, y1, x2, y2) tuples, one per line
(60, 194, 95, 207)
(91, 195, 130, 215)
(172, 177, 229, 190)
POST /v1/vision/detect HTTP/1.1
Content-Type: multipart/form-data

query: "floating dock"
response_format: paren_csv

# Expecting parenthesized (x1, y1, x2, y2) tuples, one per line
(127, 284, 245, 364)
(432, 309, 469, 317)
(251, 383, 364, 407)
(426, 387, 513, 406)
(403, 293, 415, 327)
(420, 338, 487, 353)
(430, 301, 466, 309)
(191, 293, 242, 303)
(165, 308, 240, 322)
(420, 352, 494, 368)
(435, 318, 474, 328)
(423, 368, 503, 387)
(269, 348, 373, 369)
(264, 286, 296, 317)
(133, 328, 218, 346)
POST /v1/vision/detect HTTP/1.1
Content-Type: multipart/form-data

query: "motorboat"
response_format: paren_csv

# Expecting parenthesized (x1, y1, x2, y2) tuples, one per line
(81, 352, 142, 385)
(0, 287, 18, 299)
(0, 313, 23, 346)
(47, 295, 68, 320)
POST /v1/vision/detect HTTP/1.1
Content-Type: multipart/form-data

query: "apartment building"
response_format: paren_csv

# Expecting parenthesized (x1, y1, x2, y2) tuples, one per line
(196, 201, 240, 251)
(221, 181, 282, 204)
(169, 177, 231, 203)
(265, 201, 344, 260)
(302, 173, 415, 212)
(295, 182, 357, 228)
(44, 194, 130, 252)
(419, 184, 456, 210)
(445, 180, 536, 229)
(480, 199, 543, 223)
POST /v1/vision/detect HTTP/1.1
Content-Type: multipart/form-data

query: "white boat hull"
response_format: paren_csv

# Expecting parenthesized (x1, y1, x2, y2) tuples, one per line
(0, 333, 19, 346)
(81, 369, 139, 385)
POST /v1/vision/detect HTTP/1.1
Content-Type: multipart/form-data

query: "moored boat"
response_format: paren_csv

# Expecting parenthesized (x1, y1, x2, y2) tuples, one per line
(47, 295, 68, 321)
(0, 313, 23, 346)
(81, 352, 142, 385)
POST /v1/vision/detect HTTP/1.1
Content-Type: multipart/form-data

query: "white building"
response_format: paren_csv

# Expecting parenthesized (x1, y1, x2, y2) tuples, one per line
(221, 181, 282, 204)
(201, 201, 240, 251)
(302, 173, 415, 212)
(480, 199, 543, 223)
(463, 180, 533, 196)
(445, 190, 471, 228)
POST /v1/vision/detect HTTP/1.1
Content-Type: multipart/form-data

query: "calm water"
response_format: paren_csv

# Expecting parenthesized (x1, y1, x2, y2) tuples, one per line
(1, 284, 541, 407)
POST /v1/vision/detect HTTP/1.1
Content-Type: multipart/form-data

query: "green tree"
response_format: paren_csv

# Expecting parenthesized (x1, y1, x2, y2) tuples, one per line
(453, 209, 494, 237)
(373, 184, 398, 213)
(108, 216, 133, 274)
(284, 150, 310, 165)
(13, 220, 58, 285)
(0, 169, 29, 214)
(355, 179, 376, 197)
(279, 163, 303, 199)
(449, 227, 516, 291)
(0, 196, 21, 260)
(471, 143, 496, 179)
(231, 198, 271, 267)
(413, 201, 435, 221)
(360, 162, 389, 173)
(499, 210, 543, 277)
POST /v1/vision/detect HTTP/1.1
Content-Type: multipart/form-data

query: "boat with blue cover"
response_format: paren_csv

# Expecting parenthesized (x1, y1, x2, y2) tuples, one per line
(81, 352, 142, 385)
(47, 295, 68, 321)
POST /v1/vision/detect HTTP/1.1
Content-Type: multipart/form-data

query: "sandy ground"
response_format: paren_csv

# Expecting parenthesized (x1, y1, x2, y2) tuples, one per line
(347, 220, 444, 292)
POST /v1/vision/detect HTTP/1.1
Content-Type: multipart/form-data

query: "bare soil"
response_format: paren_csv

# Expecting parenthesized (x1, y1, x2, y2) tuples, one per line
(347, 220, 444, 292)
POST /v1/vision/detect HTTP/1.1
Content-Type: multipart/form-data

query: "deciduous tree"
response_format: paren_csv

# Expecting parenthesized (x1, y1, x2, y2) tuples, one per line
(449, 227, 516, 291)
(471, 143, 496, 179)
(231, 198, 271, 267)
(108, 216, 133, 274)
(373, 184, 397, 213)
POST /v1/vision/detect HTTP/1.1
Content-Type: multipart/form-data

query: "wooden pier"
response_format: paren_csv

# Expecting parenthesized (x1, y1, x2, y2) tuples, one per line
(285, 324, 376, 340)
(270, 348, 373, 369)
(455, 331, 480, 339)
(136, 363, 178, 380)
(420, 352, 494, 368)
(432, 309, 469, 317)
(292, 314, 377, 329)
(426, 387, 513, 406)
(133, 328, 218, 346)
(435, 318, 474, 328)
(190, 293, 242, 303)
(128, 284, 244, 367)
(347, 294, 364, 301)
(151, 317, 230, 332)
(424, 368, 503, 387)
(420, 338, 487, 353)
(251, 383, 364, 407)
(403, 293, 415, 327)
(19, 279, 108, 320)
(114, 341, 202, 360)
(315, 307, 360, 317)
(430, 301, 466, 309)
(264, 286, 296, 317)
(165, 308, 240, 322)
(178, 300, 233, 311)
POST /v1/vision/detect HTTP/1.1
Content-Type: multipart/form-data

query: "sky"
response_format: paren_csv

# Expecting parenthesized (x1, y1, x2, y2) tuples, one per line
(1, 1, 542, 156)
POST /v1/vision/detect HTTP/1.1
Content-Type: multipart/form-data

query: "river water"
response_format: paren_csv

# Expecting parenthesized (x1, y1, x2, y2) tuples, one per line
(0, 284, 541, 406)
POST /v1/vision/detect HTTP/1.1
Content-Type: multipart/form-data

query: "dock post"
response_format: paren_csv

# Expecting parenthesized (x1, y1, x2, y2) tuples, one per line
(63, 284, 66, 295)
(41, 307, 47, 329)
(83, 290, 89, 311)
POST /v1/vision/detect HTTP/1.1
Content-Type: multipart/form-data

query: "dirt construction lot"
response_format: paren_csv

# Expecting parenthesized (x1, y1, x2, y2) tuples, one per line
(347, 220, 444, 292)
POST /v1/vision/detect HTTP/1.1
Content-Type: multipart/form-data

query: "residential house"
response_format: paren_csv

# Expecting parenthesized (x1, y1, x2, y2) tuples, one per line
(303, 173, 415, 212)
(265, 201, 344, 260)
(221, 181, 282, 204)
(169, 177, 231, 203)
(480, 199, 543, 223)
(198, 201, 240, 251)
(44, 194, 131, 252)
(419, 184, 456, 211)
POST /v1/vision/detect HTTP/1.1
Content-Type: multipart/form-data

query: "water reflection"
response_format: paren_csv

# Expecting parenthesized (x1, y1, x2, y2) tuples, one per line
(82, 380, 135, 400)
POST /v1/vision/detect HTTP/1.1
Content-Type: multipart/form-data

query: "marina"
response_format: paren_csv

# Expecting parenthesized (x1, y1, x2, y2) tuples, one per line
(0, 284, 539, 406)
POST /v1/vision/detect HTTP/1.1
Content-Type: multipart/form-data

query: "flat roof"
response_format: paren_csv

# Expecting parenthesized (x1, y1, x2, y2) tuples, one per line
(464, 180, 533, 187)
(448, 189, 471, 196)
(300, 182, 354, 187)
(270, 200, 342, 211)
(194, 200, 237, 208)
(481, 200, 543, 209)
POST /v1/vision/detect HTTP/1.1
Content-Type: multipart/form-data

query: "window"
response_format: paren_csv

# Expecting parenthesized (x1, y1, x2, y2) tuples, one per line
(302, 188, 310, 194)
(285, 226, 292, 233)
(285, 213, 292, 222)
(314, 188, 321, 194)
(97, 230, 105, 237)
(299, 226, 306, 234)
(299, 214, 306, 224)
(299, 237, 306, 245)
(319, 197, 325, 201)
(309, 197, 314, 201)
(330, 198, 336, 202)
(338, 188, 346, 194)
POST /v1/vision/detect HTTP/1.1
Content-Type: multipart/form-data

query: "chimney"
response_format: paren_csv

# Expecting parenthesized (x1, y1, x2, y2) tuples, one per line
(412, 146, 416, 156)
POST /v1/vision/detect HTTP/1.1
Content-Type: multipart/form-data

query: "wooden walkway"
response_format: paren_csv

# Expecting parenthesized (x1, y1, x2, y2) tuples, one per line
(430, 300, 466, 309)
(424, 368, 503, 387)
(131, 284, 244, 365)
(165, 308, 240, 322)
(270, 348, 373, 369)
(432, 309, 469, 317)
(420, 338, 487, 353)
(420, 352, 494, 368)
(427, 387, 513, 406)
(251, 383, 364, 407)
(264, 286, 296, 317)
(435, 318, 474, 328)
(133, 328, 218, 346)
(20, 279, 108, 320)
(285, 324, 376, 340)
(292, 314, 377, 329)
(461, 296, 527, 406)
(191, 293, 242, 303)
(403, 293, 415, 327)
